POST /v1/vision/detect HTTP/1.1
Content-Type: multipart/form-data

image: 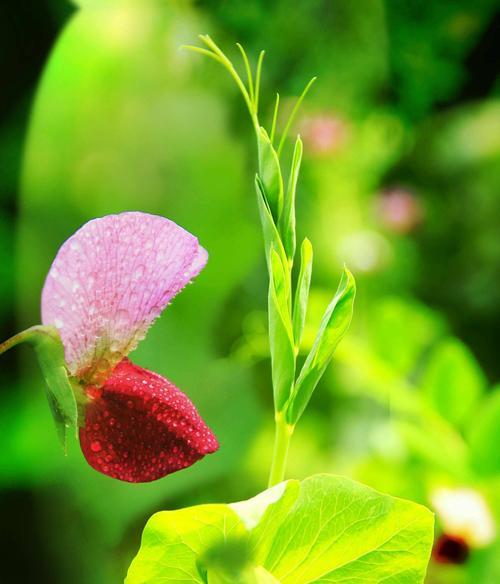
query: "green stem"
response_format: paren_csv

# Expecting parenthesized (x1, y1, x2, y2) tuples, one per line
(268, 411, 294, 487)
(0, 325, 55, 355)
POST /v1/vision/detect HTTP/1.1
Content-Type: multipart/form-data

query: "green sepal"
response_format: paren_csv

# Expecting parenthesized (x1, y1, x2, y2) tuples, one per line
(279, 136, 302, 263)
(292, 237, 313, 352)
(268, 249, 295, 412)
(0, 325, 78, 450)
(287, 268, 356, 424)
(257, 127, 283, 221)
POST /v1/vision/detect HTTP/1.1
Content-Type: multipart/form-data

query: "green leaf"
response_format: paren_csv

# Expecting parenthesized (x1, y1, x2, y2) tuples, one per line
(0, 325, 78, 449)
(268, 249, 295, 411)
(421, 338, 485, 427)
(279, 136, 302, 262)
(126, 504, 246, 583)
(287, 268, 356, 424)
(292, 237, 313, 352)
(127, 474, 434, 584)
(255, 175, 288, 271)
(257, 127, 284, 221)
(468, 385, 500, 476)
(264, 475, 433, 583)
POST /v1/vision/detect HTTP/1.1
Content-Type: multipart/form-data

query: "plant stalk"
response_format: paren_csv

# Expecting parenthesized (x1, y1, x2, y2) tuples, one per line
(268, 411, 294, 487)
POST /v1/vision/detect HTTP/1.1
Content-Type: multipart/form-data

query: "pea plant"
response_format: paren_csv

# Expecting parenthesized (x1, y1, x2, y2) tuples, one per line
(124, 38, 435, 582)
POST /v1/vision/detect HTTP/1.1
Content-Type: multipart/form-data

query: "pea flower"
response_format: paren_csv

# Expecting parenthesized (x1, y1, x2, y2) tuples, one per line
(41, 211, 218, 482)
(375, 187, 424, 234)
(300, 113, 347, 155)
(431, 486, 495, 563)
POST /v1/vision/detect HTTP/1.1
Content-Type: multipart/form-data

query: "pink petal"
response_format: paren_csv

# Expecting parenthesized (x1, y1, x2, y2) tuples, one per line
(79, 358, 219, 483)
(41, 212, 207, 384)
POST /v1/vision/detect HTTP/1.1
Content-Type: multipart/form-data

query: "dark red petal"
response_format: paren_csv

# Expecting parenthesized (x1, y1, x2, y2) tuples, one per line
(433, 534, 469, 565)
(79, 359, 218, 482)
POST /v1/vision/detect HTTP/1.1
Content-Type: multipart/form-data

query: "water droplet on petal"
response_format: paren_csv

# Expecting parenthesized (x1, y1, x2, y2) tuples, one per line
(90, 441, 102, 452)
(132, 265, 145, 282)
(115, 309, 130, 329)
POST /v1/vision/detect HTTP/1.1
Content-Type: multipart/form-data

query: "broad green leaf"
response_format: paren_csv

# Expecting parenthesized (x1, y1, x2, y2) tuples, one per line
(421, 338, 485, 427)
(292, 237, 313, 352)
(268, 249, 295, 411)
(287, 268, 356, 424)
(0, 325, 78, 449)
(262, 474, 434, 583)
(255, 175, 289, 271)
(257, 127, 284, 221)
(127, 474, 434, 583)
(279, 136, 302, 262)
(468, 386, 500, 476)
(126, 504, 246, 583)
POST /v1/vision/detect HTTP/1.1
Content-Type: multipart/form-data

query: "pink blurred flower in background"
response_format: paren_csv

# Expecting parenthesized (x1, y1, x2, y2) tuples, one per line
(375, 187, 424, 234)
(300, 113, 348, 155)
(42, 212, 218, 482)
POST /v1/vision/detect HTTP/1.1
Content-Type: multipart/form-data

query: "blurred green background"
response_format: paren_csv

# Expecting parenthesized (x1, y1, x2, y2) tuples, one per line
(1, 0, 499, 582)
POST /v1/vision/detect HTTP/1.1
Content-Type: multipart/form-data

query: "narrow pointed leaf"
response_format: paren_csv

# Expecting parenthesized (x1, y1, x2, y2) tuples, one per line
(268, 249, 295, 411)
(288, 268, 355, 424)
(255, 175, 288, 271)
(292, 237, 313, 351)
(257, 127, 283, 221)
(280, 136, 302, 262)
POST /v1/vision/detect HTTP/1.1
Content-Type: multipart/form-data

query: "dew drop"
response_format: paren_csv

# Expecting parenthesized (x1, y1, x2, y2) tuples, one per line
(132, 265, 145, 282)
(90, 441, 102, 452)
(116, 309, 130, 328)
